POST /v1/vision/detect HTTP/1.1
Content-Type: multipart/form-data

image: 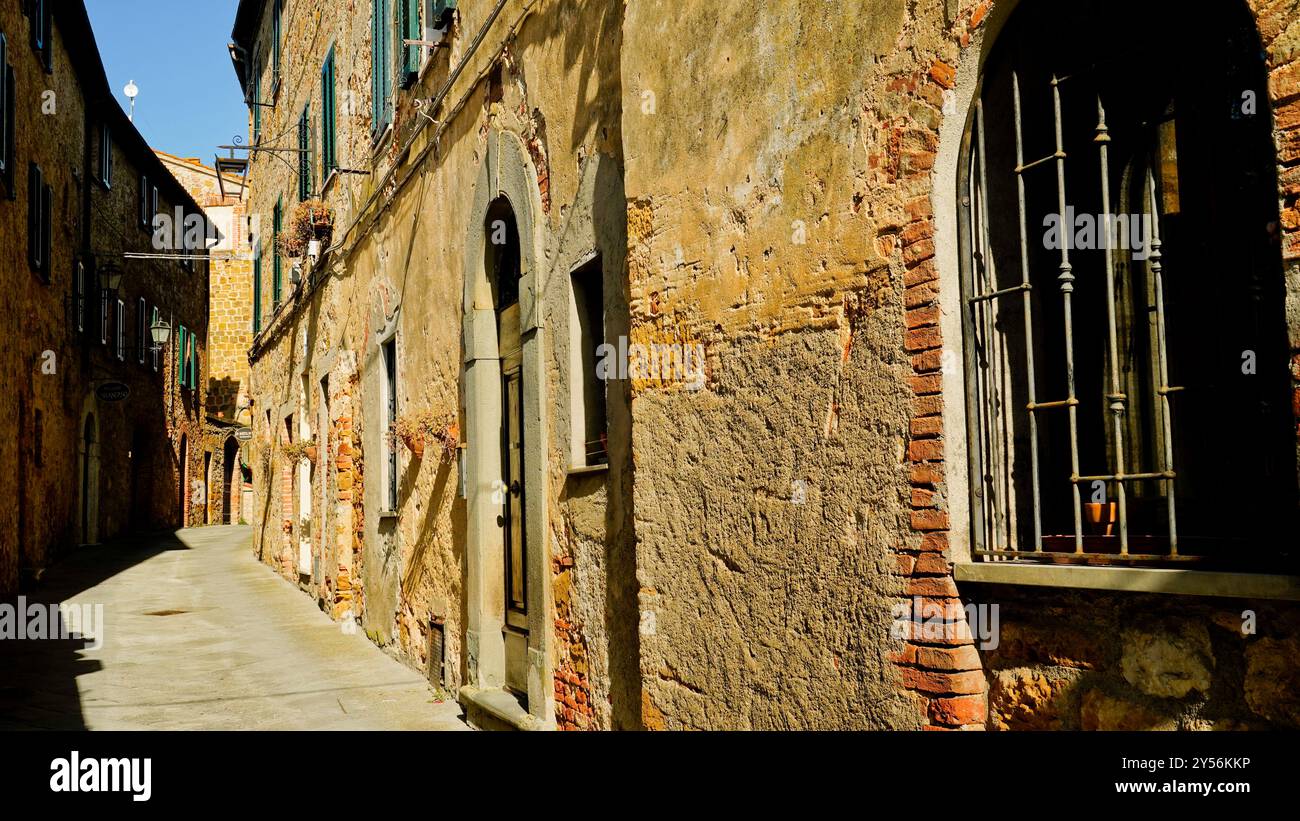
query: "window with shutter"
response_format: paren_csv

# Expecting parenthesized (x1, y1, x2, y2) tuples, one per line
(272, 0, 283, 93)
(137, 297, 146, 363)
(371, 0, 393, 134)
(321, 50, 337, 175)
(297, 106, 311, 200)
(151, 306, 160, 371)
(39, 180, 51, 281)
(253, 251, 263, 333)
(273, 197, 283, 304)
(252, 66, 262, 143)
(139, 173, 149, 229)
(100, 286, 109, 346)
(27, 162, 42, 274)
(115, 299, 125, 361)
(399, 0, 419, 88)
(74, 260, 85, 333)
(98, 124, 112, 188)
(177, 326, 187, 387)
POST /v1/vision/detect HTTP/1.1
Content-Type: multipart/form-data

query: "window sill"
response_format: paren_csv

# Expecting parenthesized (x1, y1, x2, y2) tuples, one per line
(566, 463, 609, 478)
(953, 561, 1300, 601)
(377, 509, 399, 520)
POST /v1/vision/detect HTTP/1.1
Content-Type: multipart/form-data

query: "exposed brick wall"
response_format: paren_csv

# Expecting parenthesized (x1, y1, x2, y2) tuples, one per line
(1251, 0, 1300, 483)
(553, 550, 596, 730)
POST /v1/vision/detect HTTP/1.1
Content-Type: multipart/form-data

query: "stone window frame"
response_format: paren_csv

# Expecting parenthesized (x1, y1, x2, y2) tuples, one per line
(566, 251, 609, 471)
(114, 298, 125, 361)
(97, 122, 112, 190)
(931, 0, 1300, 601)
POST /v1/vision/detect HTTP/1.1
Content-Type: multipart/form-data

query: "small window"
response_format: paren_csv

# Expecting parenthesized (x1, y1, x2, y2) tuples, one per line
(371, 0, 393, 134)
(398, 0, 419, 88)
(30, 0, 51, 73)
(27, 162, 42, 274)
(136, 297, 146, 364)
(382, 336, 398, 511)
(177, 325, 187, 386)
(272, 197, 283, 304)
(115, 298, 125, 361)
(73, 260, 85, 333)
(100, 286, 109, 346)
(423, 0, 455, 61)
(39, 180, 51, 279)
(569, 257, 608, 467)
(151, 306, 160, 371)
(321, 50, 337, 176)
(28, 165, 51, 281)
(297, 105, 312, 200)
(253, 249, 263, 332)
(138, 173, 149, 229)
(272, 0, 283, 93)
(251, 64, 262, 143)
(98, 123, 112, 188)
(151, 184, 159, 228)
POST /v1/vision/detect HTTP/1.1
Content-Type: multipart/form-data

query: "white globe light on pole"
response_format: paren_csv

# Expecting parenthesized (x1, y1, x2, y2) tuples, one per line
(124, 80, 138, 122)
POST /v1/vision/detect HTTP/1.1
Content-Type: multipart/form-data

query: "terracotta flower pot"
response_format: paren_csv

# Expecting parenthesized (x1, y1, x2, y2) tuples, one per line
(407, 438, 425, 458)
(1084, 501, 1118, 536)
(304, 445, 318, 463)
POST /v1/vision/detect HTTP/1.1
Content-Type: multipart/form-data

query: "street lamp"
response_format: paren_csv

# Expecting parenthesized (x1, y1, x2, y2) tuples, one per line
(99, 261, 123, 294)
(150, 315, 171, 352)
(124, 80, 138, 122)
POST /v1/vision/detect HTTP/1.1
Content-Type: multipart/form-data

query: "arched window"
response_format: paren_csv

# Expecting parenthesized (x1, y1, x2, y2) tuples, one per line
(959, 0, 1295, 568)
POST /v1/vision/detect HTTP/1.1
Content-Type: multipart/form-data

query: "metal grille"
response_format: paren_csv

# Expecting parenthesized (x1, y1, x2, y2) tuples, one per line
(962, 71, 1187, 565)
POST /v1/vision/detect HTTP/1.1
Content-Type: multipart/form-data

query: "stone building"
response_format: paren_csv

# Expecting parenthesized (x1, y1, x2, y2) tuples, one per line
(231, 0, 1300, 730)
(0, 0, 210, 595)
(157, 150, 254, 526)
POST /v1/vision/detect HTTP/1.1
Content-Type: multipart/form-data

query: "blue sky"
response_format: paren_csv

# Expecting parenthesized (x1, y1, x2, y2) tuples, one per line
(86, 0, 246, 162)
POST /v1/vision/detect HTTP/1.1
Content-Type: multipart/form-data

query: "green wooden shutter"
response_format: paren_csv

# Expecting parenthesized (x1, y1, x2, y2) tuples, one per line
(297, 108, 309, 200)
(399, 0, 418, 87)
(250, 69, 261, 143)
(371, 0, 381, 128)
(321, 50, 336, 173)
(253, 253, 262, 332)
(273, 197, 282, 303)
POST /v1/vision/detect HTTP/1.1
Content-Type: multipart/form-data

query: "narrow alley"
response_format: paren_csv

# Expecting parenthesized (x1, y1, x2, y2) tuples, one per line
(0, 527, 468, 731)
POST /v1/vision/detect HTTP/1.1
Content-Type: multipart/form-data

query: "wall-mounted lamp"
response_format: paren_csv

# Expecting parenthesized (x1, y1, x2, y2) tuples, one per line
(99, 261, 123, 294)
(150, 315, 171, 351)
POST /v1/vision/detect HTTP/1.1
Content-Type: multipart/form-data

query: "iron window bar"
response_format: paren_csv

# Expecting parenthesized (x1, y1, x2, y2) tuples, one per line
(963, 68, 1186, 565)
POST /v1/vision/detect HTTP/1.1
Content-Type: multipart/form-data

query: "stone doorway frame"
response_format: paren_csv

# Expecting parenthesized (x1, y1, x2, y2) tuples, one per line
(459, 129, 555, 728)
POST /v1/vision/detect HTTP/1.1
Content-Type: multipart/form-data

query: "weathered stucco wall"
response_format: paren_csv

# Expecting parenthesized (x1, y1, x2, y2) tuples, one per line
(620, 0, 938, 729)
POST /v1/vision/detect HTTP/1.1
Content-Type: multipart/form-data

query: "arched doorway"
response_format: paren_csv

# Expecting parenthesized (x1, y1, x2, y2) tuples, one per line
(486, 196, 529, 697)
(223, 436, 239, 524)
(460, 130, 554, 723)
(79, 412, 99, 545)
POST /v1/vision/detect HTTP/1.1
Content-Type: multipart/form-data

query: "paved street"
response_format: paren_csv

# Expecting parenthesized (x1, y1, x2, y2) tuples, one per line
(0, 526, 469, 731)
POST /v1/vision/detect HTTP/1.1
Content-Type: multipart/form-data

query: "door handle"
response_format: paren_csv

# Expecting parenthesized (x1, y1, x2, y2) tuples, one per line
(509, 480, 521, 497)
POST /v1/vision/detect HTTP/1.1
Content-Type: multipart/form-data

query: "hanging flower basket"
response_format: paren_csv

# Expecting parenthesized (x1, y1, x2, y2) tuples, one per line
(277, 198, 333, 259)
(393, 411, 458, 461)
